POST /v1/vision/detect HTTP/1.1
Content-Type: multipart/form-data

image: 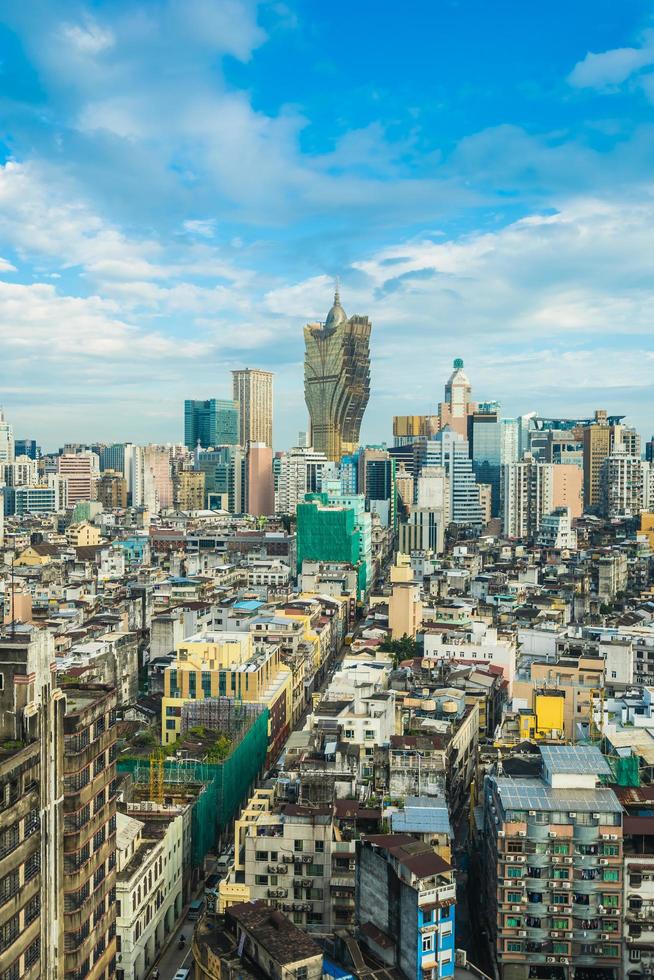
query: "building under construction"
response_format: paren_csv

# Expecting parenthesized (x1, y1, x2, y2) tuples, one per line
(119, 697, 269, 866)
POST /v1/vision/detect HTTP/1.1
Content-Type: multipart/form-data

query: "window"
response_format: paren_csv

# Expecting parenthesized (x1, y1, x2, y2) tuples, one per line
(166, 720, 176, 730)
(255, 875, 268, 885)
(0, 872, 18, 905)
(506, 917, 521, 928)
(552, 869, 569, 879)
(255, 851, 268, 862)
(0, 916, 18, 952)
(603, 869, 619, 882)
(507, 891, 522, 903)
(551, 893, 567, 905)
(602, 945, 619, 958)
(603, 894, 619, 908)
(506, 942, 522, 952)
(24, 938, 39, 969)
(552, 943, 568, 955)
(364, 731, 375, 740)
(552, 918, 568, 930)
(24, 895, 39, 926)
(422, 935, 433, 953)
(294, 840, 303, 852)
(344, 729, 354, 739)
(553, 843, 569, 855)
(507, 868, 522, 878)
(604, 845, 619, 856)
(296, 969, 308, 980)
(315, 840, 324, 853)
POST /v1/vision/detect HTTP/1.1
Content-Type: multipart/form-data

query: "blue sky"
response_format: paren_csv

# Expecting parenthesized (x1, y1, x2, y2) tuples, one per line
(0, 0, 653, 450)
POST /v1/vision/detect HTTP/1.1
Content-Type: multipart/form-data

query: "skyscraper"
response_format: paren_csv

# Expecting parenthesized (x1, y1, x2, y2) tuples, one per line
(304, 289, 371, 462)
(438, 358, 475, 438)
(184, 399, 239, 450)
(0, 408, 15, 464)
(231, 369, 273, 448)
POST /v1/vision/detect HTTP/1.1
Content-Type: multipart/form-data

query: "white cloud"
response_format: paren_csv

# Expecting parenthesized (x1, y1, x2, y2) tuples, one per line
(60, 18, 115, 55)
(568, 30, 654, 91)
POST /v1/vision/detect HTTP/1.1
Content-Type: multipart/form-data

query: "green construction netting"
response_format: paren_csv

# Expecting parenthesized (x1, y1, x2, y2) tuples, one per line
(118, 707, 269, 866)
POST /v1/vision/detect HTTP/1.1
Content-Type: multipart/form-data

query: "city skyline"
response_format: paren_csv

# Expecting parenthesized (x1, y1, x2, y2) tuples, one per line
(0, 2, 652, 446)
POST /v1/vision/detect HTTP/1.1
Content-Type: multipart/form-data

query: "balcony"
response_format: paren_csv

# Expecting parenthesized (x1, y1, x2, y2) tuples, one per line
(526, 822, 550, 842)
(573, 826, 599, 844)
(418, 883, 456, 907)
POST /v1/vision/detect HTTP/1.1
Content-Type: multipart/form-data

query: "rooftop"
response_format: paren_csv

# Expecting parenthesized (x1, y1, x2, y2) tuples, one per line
(540, 744, 612, 776)
(492, 776, 622, 814)
(226, 901, 322, 965)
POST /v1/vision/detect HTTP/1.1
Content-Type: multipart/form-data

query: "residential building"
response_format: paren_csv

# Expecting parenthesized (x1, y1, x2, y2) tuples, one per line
(536, 507, 578, 550)
(66, 522, 102, 547)
(62, 684, 118, 980)
(246, 443, 274, 516)
(232, 369, 274, 448)
(274, 445, 334, 515)
(97, 470, 128, 510)
(58, 452, 98, 504)
(0, 409, 14, 464)
(184, 399, 239, 450)
(481, 745, 623, 980)
(225, 902, 322, 979)
(512, 653, 604, 739)
(388, 559, 423, 639)
(296, 493, 369, 599)
(0, 626, 66, 980)
(304, 289, 371, 461)
(502, 458, 582, 539)
(583, 410, 621, 512)
(115, 804, 185, 980)
(601, 450, 646, 518)
(172, 468, 205, 511)
(356, 834, 456, 980)
(161, 632, 292, 761)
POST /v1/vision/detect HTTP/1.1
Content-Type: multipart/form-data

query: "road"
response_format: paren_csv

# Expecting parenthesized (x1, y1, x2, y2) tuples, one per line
(146, 908, 195, 979)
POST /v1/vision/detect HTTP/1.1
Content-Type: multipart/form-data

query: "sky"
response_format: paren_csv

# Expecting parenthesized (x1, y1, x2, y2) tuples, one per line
(0, 0, 653, 451)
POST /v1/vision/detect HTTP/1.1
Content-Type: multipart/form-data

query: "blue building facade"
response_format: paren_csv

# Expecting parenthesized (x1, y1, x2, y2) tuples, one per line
(356, 834, 456, 980)
(184, 399, 239, 450)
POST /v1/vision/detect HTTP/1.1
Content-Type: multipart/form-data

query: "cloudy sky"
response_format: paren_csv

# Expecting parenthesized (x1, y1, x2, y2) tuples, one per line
(0, 0, 653, 450)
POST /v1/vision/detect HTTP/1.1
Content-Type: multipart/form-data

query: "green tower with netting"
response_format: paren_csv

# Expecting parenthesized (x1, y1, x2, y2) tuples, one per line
(296, 493, 367, 598)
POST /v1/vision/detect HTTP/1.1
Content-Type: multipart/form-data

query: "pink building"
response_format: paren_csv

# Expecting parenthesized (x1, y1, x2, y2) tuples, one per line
(246, 443, 274, 516)
(552, 464, 583, 518)
(57, 452, 97, 503)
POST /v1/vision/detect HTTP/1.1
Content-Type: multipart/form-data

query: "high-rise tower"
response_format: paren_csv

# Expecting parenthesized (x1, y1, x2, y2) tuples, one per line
(303, 289, 371, 462)
(231, 369, 273, 448)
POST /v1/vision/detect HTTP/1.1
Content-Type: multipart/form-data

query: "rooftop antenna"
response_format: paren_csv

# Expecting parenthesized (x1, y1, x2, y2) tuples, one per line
(334, 275, 340, 304)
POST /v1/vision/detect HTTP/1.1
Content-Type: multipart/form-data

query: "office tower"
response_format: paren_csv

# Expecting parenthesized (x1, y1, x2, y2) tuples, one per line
(646, 436, 654, 464)
(0, 625, 66, 979)
(0, 408, 15, 464)
(57, 452, 98, 504)
(303, 289, 371, 461)
(392, 414, 440, 446)
(544, 429, 584, 468)
(246, 442, 274, 517)
(196, 446, 245, 513)
(184, 399, 239, 450)
(359, 448, 396, 528)
(340, 451, 360, 494)
(438, 358, 475, 438)
(470, 404, 520, 517)
(274, 445, 335, 515)
(15, 438, 39, 460)
(4, 474, 68, 516)
(231, 369, 273, 448)
(99, 443, 126, 475)
(481, 745, 622, 980)
(601, 450, 646, 518)
(416, 429, 483, 528)
(172, 468, 205, 511)
(97, 470, 128, 509)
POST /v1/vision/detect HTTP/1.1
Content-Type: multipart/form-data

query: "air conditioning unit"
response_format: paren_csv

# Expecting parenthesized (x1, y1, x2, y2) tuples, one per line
(564, 858, 573, 865)
(549, 905, 557, 912)
(518, 930, 527, 937)
(550, 931, 560, 938)
(560, 958, 569, 965)
(562, 883, 572, 890)
(548, 831, 558, 838)
(512, 905, 521, 912)
(609, 834, 618, 841)
(593, 813, 601, 819)
(601, 834, 610, 840)
(552, 857, 560, 865)
(518, 831, 526, 838)
(601, 933, 610, 940)
(600, 859, 608, 866)
(546, 957, 556, 963)
(569, 812, 577, 818)
(507, 856, 515, 863)
(529, 810, 537, 816)
(517, 856, 526, 863)
(498, 830, 506, 838)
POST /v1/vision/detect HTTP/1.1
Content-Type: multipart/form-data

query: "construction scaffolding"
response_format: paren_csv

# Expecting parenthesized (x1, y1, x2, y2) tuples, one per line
(118, 700, 269, 866)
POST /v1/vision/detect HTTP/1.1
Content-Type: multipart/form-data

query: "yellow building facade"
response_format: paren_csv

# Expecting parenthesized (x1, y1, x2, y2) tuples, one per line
(162, 633, 292, 759)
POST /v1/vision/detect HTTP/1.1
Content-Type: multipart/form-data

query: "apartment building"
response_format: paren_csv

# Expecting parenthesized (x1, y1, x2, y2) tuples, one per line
(0, 626, 66, 980)
(62, 684, 118, 980)
(482, 745, 623, 980)
(356, 834, 456, 980)
(115, 804, 186, 980)
(512, 652, 604, 740)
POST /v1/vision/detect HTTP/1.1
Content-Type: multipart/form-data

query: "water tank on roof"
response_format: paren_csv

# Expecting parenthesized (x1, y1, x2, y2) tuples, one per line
(442, 700, 458, 715)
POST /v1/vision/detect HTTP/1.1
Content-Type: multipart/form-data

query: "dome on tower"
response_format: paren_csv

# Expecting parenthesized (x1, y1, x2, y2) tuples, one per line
(325, 288, 347, 328)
